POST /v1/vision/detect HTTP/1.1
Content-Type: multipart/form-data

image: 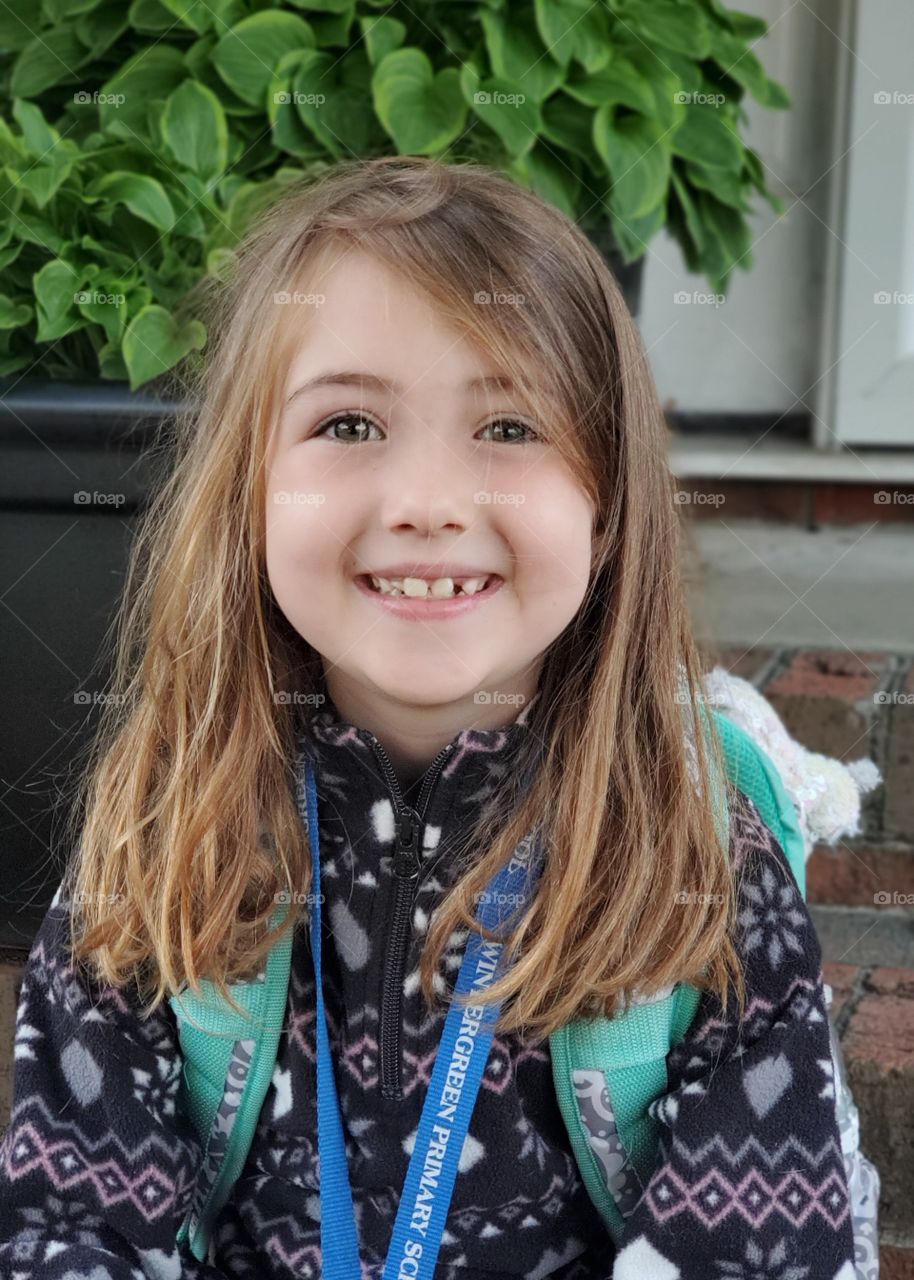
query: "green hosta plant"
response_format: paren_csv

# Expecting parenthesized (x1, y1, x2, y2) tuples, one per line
(0, 0, 789, 390)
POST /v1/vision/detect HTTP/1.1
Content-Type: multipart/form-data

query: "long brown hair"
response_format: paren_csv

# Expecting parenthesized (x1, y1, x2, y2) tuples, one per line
(63, 155, 746, 1038)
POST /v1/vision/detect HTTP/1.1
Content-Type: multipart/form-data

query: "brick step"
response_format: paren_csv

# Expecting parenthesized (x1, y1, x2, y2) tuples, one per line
(810, 903, 914, 968)
(673, 477, 914, 526)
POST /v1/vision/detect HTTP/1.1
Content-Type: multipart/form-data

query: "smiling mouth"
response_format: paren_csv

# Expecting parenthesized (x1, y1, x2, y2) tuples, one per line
(358, 573, 501, 600)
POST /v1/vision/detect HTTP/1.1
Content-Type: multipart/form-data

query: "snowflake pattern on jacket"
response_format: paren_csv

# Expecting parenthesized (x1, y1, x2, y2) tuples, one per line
(0, 693, 857, 1279)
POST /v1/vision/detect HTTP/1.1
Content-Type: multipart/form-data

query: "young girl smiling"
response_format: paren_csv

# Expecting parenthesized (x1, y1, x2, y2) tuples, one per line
(0, 156, 857, 1280)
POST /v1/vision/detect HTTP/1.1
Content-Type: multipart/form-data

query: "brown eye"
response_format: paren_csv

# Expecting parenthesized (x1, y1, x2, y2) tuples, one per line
(481, 418, 540, 443)
(312, 411, 381, 442)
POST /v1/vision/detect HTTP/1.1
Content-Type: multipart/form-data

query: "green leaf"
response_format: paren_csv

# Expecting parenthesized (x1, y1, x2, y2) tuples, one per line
(540, 93, 599, 164)
(0, 294, 33, 329)
(10, 28, 92, 97)
(79, 234, 135, 273)
(593, 110, 672, 219)
(122, 304, 207, 390)
(508, 142, 581, 219)
(670, 166, 705, 253)
(86, 171, 176, 231)
(128, 0, 176, 32)
(0, 0, 37, 51)
(11, 99, 59, 159)
(696, 188, 752, 286)
(622, 0, 713, 58)
(44, 0, 101, 19)
(469, 79, 541, 158)
(267, 51, 320, 157)
(291, 49, 380, 158)
(157, 0, 216, 33)
(360, 14, 406, 66)
(162, 80, 229, 180)
(713, 5, 769, 39)
(479, 9, 565, 104)
(75, 1, 131, 58)
(685, 160, 747, 209)
(213, 11, 315, 108)
(0, 118, 27, 166)
(11, 164, 74, 209)
(13, 210, 68, 254)
(613, 43, 687, 129)
(608, 199, 666, 263)
(565, 58, 656, 115)
(535, 0, 611, 73)
(98, 45, 187, 136)
(76, 276, 131, 343)
(0, 243, 25, 272)
(310, 8, 355, 48)
(708, 26, 791, 109)
(373, 48, 466, 155)
(34, 258, 86, 341)
(672, 105, 743, 169)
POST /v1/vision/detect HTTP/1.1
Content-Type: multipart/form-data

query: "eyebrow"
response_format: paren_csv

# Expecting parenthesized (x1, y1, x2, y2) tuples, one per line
(284, 370, 519, 408)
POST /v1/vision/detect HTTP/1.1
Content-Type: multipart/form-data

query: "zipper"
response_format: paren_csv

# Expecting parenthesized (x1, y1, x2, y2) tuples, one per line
(364, 734, 455, 1100)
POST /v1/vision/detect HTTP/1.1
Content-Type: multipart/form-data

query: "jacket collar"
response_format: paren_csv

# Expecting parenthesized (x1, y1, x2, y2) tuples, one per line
(297, 687, 540, 821)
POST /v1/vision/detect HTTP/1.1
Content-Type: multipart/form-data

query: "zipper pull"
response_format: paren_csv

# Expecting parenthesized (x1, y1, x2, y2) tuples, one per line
(393, 807, 422, 880)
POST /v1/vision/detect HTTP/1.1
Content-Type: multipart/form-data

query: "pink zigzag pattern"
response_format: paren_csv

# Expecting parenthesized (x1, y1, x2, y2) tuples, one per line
(645, 1162, 850, 1231)
(3, 1119, 191, 1221)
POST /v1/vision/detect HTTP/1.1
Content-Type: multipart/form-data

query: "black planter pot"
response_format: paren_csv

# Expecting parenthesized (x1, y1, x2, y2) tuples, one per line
(0, 379, 184, 950)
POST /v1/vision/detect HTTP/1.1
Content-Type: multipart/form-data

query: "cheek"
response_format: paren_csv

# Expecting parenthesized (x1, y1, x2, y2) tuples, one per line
(517, 475, 594, 582)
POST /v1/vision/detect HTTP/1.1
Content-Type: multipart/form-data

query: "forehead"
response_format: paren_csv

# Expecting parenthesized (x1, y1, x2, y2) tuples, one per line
(281, 248, 533, 402)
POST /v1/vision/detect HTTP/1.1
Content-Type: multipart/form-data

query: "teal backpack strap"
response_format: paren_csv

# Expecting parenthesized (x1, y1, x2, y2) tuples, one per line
(168, 902, 294, 1262)
(551, 705, 808, 1245)
(710, 709, 807, 898)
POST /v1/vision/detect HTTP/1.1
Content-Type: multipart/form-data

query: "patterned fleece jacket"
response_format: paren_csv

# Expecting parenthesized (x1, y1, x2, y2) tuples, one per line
(0, 694, 857, 1280)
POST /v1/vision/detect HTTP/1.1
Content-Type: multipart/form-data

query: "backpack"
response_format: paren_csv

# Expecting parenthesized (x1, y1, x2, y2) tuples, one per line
(167, 710, 872, 1269)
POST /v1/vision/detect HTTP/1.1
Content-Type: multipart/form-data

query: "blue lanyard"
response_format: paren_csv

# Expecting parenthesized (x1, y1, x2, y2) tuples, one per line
(297, 754, 543, 1280)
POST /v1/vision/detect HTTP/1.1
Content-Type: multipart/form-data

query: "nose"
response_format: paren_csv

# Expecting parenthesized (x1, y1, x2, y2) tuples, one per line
(377, 427, 479, 536)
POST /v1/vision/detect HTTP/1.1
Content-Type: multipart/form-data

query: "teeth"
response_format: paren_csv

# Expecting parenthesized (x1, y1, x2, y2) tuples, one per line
(368, 575, 490, 599)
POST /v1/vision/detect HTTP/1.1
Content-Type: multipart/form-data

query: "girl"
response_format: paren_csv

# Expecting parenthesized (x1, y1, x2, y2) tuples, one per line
(0, 156, 857, 1280)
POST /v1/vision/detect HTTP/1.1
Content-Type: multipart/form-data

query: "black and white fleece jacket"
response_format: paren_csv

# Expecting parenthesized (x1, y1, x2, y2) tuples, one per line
(0, 695, 857, 1279)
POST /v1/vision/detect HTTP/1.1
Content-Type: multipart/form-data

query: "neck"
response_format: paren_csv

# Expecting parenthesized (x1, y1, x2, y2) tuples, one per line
(318, 670, 540, 785)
